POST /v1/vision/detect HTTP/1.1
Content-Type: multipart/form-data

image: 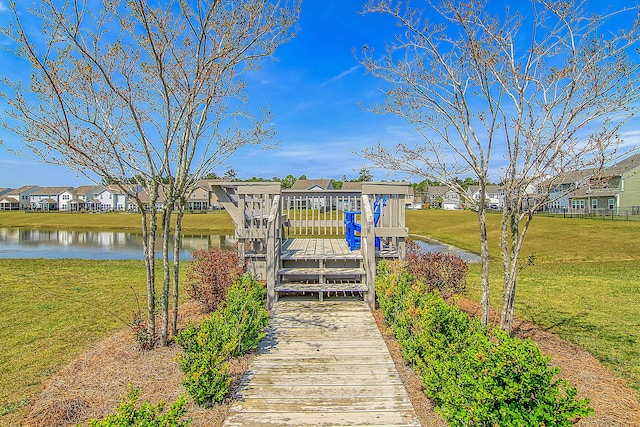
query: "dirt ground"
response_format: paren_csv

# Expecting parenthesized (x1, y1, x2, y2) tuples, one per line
(21, 298, 640, 427)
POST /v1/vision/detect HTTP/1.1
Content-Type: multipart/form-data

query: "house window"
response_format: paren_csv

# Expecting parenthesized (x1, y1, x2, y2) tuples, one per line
(608, 199, 615, 210)
(571, 200, 585, 210)
(62, 194, 70, 200)
(592, 200, 598, 210)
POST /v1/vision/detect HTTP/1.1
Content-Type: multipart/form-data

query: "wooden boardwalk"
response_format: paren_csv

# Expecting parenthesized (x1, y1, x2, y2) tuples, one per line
(223, 299, 421, 427)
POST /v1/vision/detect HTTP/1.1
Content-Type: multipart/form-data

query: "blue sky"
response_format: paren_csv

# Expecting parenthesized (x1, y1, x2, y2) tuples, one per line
(1, 1, 640, 188)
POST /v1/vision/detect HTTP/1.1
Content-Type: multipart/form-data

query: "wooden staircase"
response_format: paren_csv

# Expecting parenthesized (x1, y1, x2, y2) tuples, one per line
(275, 238, 367, 302)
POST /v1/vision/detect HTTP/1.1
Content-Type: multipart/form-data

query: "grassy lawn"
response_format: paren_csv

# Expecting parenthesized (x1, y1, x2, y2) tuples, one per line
(0, 259, 189, 425)
(0, 210, 235, 234)
(407, 209, 640, 394)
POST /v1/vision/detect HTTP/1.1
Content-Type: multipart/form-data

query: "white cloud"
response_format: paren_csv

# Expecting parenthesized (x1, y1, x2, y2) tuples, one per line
(0, 2, 9, 13)
(322, 65, 361, 87)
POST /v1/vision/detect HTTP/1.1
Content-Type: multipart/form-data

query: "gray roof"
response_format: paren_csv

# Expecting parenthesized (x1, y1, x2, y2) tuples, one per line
(74, 185, 104, 195)
(31, 186, 72, 195)
(570, 187, 622, 198)
(290, 179, 333, 191)
(340, 182, 362, 191)
(426, 186, 448, 196)
(603, 153, 640, 177)
(8, 185, 39, 195)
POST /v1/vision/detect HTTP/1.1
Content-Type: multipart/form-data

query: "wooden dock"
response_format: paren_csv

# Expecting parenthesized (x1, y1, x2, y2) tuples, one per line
(223, 299, 421, 427)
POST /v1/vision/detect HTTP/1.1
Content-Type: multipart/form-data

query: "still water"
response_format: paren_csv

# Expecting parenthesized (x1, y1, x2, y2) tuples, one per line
(0, 228, 480, 262)
(0, 228, 237, 260)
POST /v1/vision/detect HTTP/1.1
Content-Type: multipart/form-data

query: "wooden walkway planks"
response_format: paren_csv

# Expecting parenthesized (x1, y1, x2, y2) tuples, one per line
(223, 299, 421, 427)
(281, 238, 362, 260)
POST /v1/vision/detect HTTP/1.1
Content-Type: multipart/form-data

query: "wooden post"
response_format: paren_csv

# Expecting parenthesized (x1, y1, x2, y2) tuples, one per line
(361, 195, 376, 309)
(266, 194, 280, 309)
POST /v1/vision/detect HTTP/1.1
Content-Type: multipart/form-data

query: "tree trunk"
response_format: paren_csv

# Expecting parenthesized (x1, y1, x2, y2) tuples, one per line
(141, 205, 157, 341)
(160, 206, 172, 346)
(500, 209, 533, 335)
(477, 205, 491, 326)
(172, 202, 185, 337)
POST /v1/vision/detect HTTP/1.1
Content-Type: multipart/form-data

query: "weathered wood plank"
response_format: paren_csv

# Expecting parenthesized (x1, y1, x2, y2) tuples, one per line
(222, 300, 420, 427)
(280, 238, 363, 260)
(224, 410, 421, 427)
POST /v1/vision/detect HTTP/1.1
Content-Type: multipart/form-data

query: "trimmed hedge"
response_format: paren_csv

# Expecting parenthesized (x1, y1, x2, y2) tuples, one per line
(176, 275, 269, 406)
(376, 261, 593, 426)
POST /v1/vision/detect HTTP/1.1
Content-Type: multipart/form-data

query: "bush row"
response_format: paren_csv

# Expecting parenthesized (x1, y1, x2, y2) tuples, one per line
(176, 275, 269, 406)
(84, 385, 191, 427)
(376, 261, 593, 427)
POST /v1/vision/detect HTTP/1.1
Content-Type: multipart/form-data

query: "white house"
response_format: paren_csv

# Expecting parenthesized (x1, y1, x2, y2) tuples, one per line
(0, 185, 40, 210)
(70, 185, 104, 211)
(30, 186, 72, 211)
(442, 189, 463, 210)
(467, 185, 506, 209)
(96, 185, 135, 211)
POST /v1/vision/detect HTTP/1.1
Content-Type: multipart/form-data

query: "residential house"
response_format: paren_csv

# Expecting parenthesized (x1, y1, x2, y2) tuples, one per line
(0, 185, 40, 210)
(288, 179, 334, 209)
(137, 187, 168, 211)
(187, 181, 213, 211)
(0, 188, 15, 210)
(69, 185, 104, 211)
(425, 186, 447, 209)
(30, 186, 72, 211)
(405, 187, 421, 209)
(543, 169, 594, 212)
(96, 185, 136, 211)
(337, 182, 362, 211)
(442, 188, 463, 210)
(291, 179, 333, 191)
(568, 154, 640, 215)
(467, 185, 506, 210)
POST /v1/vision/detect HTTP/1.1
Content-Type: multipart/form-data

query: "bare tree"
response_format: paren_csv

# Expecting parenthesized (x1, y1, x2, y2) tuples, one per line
(1, 0, 299, 345)
(360, 0, 640, 333)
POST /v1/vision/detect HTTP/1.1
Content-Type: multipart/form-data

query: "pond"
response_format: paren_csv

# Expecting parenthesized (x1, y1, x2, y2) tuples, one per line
(0, 228, 480, 262)
(0, 228, 238, 260)
(411, 236, 481, 263)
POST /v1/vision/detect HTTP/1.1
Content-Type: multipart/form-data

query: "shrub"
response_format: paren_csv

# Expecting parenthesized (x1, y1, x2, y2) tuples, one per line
(84, 385, 191, 427)
(405, 240, 468, 298)
(376, 262, 593, 426)
(176, 275, 268, 406)
(130, 312, 156, 351)
(186, 248, 245, 312)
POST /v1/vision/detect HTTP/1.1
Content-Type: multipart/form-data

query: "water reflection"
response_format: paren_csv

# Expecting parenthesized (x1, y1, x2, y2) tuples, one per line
(0, 228, 237, 260)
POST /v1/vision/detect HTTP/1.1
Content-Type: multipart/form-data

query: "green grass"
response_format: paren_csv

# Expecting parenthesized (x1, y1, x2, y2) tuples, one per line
(0, 210, 235, 234)
(407, 209, 640, 394)
(0, 259, 185, 425)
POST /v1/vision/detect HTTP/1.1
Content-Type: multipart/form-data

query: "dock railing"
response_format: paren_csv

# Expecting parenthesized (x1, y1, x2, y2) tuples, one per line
(281, 189, 361, 237)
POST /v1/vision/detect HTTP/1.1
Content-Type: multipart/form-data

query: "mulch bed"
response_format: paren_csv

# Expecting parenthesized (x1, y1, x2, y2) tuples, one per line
(22, 298, 640, 427)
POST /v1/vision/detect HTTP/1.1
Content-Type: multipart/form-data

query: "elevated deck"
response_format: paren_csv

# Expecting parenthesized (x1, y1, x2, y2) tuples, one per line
(223, 299, 421, 427)
(211, 182, 410, 308)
